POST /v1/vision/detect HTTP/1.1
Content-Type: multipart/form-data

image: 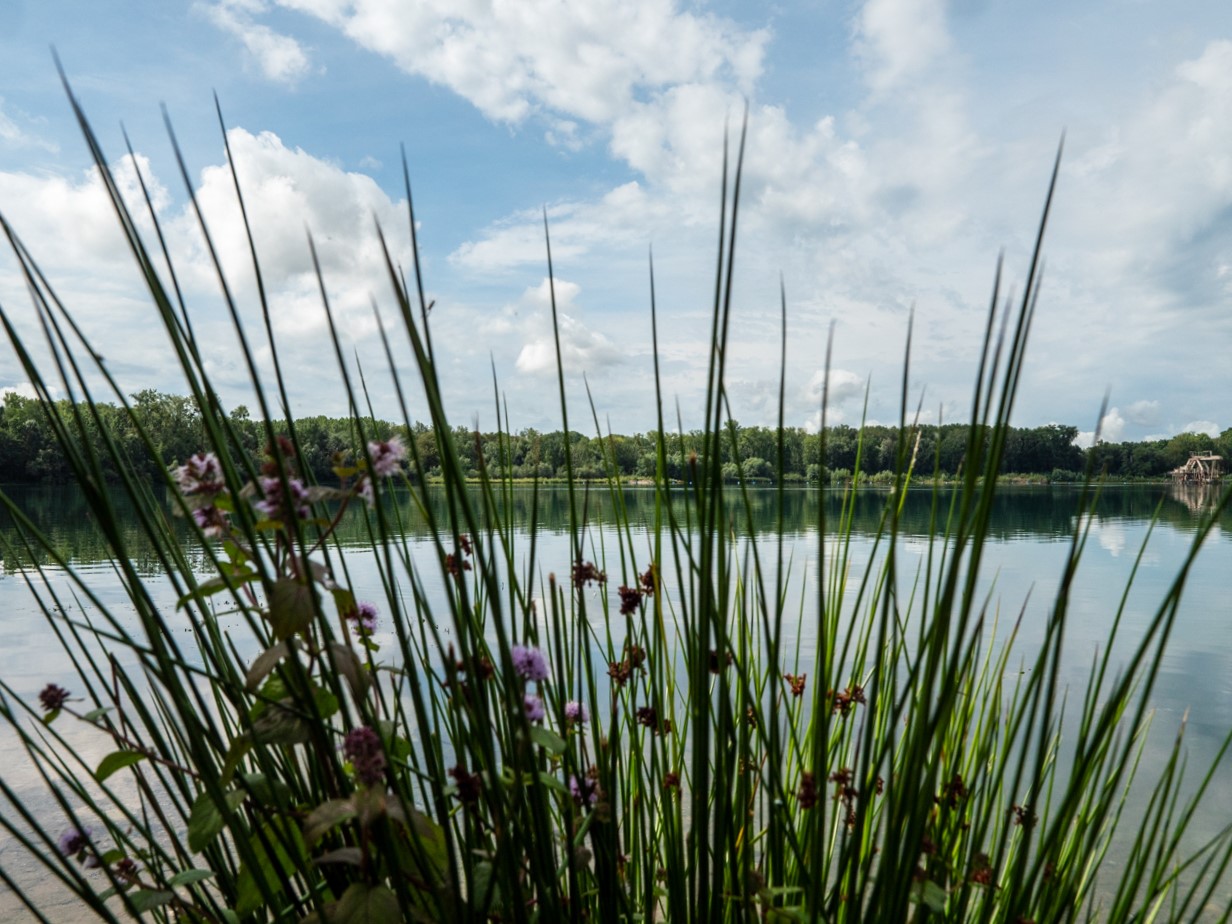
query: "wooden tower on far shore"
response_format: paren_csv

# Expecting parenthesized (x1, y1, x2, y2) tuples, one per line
(1169, 452, 1225, 484)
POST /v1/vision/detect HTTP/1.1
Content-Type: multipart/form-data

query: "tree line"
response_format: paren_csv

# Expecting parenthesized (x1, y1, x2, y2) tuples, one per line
(1, 389, 1228, 486)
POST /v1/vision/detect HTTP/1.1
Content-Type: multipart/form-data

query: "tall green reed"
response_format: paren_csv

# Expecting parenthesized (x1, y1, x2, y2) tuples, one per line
(0, 78, 1229, 923)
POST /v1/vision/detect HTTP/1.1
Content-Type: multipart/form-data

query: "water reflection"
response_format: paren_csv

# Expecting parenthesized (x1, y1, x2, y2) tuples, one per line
(2, 483, 1227, 570)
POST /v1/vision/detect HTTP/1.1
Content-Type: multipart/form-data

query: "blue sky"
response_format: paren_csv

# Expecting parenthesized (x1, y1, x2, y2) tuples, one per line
(1, 0, 1229, 444)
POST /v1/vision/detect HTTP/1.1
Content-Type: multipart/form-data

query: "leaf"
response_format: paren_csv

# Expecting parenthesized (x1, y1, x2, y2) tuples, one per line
(239, 772, 292, 807)
(221, 734, 253, 785)
(471, 861, 498, 911)
(95, 750, 147, 782)
(309, 558, 338, 589)
(377, 721, 412, 763)
(235, 819, 308, 919)
(304, 797, 356, 846)
(268, 576, 316, 640)
(82, 707, 113, 722)
(168, 868, 215, 887)
(128, 890, 175, 913)
(250, 698, 311, 746)
(244, 640, 296, 693)
(327, 642, 369, 700)
(331, 586, 356, 620)
(333, 883, 401, 924)
(187, 788, 247, 853)
(401, 806, 449, 878)
(312, 847, 363, 868)
(530, 726, 567, 756)
(41, 708, 61, 726)
(910, 879, 948, 913)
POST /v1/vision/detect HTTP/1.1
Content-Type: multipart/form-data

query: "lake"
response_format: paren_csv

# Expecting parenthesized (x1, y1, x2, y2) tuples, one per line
(0, 481, 1229, 918)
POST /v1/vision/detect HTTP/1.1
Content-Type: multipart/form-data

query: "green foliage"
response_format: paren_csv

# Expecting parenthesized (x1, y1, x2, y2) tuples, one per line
(0, 87, 1228, 924)
(0, 386, 1220, 486)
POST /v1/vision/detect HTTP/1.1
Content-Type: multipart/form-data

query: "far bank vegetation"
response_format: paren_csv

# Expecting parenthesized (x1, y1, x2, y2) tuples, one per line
(0, 389, 1226, 486)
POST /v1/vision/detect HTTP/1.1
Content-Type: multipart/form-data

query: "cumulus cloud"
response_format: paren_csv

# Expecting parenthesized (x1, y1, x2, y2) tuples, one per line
(202, 0, 314, 85)
(510, 278, 622, 376)
(802, 368, 867, 430)
(270, 0, 766, 125)
(1125, 399, 1161, 426)
(853, 0, 951, 93)
(0, 131, 413, 413)
(1179, 420, 1222, 438)
(1075, 407, 1127, 448)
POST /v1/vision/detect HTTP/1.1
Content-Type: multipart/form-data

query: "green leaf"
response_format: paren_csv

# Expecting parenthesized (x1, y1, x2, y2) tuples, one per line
(327, 642, 369, 700)
(331, 587, 356, 620)
(95, 750, 147, 782)
(304, 797, 356, 846)
(311, 846, 363, 867)
(377, 721, 412, 763)
(250, 698, 311, 746)
(910, 879, 948, 913)
(41, 708, 61, 726)
(235, 819, 308, 919)
(244, 640, 296, 693)
(128, 889, 175, 913)
(530, 726, 567, 756)
(168, 868, 215, 887)
(471, 861, 498, 911)
(82, 707, 113, 722)
(221, 734, 253, 785)
(187, 788, 247, 853)
(239, 772, 292, 807)
(333, 883, 400, 924)
(250, 678, 337, 733)
(268, 576, 316, 640)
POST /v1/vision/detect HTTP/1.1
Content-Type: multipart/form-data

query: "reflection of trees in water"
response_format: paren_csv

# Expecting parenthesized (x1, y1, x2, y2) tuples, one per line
(1167, 482, 1227, 516)
(2, 484, 1227, 570)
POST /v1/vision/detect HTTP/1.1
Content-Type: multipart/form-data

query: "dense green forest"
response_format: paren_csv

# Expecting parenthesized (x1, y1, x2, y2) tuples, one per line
(0, 389, 1227, 485)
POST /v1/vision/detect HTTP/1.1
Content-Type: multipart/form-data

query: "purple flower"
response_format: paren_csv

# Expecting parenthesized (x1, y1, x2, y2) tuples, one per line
(564, 700, 589, 725)
(350, 601, 379, 635)
(357, 477, 375, 508)
(191, 505, 230, 538)
(172, 452, 224, 495)
(255, 476, 310, 521)
(343, 726, 386, 787)
(569, 774, 598, 807)
(57, 826, 92, 858)
(523, 693, 545, 723)
(512, 645, 549, 682)
(368, 437, 406, 478)
(39, 684, 70, 713)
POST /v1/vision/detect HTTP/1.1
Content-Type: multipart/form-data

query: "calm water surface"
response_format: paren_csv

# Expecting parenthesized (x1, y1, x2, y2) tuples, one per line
(0, 482, 1228, 918)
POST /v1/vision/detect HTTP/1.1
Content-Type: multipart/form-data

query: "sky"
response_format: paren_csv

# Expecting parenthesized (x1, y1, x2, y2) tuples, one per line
(0, 0, 1229, 445)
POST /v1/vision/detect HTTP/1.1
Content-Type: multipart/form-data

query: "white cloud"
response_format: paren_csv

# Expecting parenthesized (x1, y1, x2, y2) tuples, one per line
(854, 0, 952, 93)
(271, 0, 767, 125)
(511, 278, 622, 377)
(1125, 399, 1161, 426)
(202, 0, 314, 85)
(1075, 407, 1127, 448)
(0, 131, 414, 415)
(1179, 420, 1221, 438)
(1, 382, 38, 400)
(803, 368, 866, 430)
